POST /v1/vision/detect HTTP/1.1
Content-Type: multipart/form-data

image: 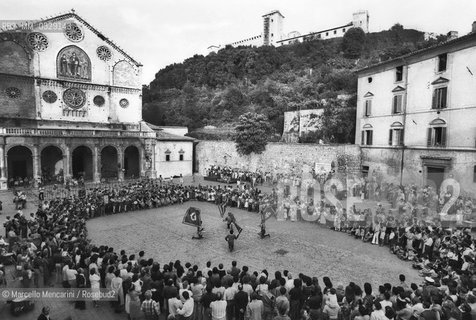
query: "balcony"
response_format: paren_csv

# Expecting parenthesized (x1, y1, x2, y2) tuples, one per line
(0, 127, 157, 139)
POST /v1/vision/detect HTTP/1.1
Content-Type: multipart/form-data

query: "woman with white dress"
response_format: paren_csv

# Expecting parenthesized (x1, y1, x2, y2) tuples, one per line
(89, 268, 101, 308)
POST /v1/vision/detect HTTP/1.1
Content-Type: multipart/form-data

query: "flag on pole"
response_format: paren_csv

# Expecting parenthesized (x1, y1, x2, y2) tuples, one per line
(182, 207, 202, 227)
(233, 221, 243, 234)
(260, 205, 277, 223)
(218, 202, 227, 218)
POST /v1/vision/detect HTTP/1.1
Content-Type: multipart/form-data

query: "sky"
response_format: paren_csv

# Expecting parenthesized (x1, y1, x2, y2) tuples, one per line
(1, 0, 476, 85)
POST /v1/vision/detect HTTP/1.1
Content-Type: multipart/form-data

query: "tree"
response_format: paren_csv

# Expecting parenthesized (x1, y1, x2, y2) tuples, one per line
(317, 96, 357, 144)
(234, 112, 273, 155)
(342, 27, 366, 59)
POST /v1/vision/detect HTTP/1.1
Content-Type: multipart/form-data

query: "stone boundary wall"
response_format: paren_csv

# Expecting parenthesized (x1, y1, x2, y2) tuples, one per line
(196, 140, 362, 176)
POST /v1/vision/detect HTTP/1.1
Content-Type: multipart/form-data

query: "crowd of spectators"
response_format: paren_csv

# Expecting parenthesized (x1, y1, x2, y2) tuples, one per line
(1, 175, 476, 320)
(205, 166, 269, 186)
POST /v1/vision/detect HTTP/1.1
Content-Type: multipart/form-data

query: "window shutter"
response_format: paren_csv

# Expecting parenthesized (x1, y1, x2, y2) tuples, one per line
(397, 95, 402, 113)
(368, 131, 373, 145)
(361, 131, 365, 145)
(441, 87, 447, 109)
(432, 90, 437, 109)
(399, 129, 404, 145)
(369, 100, 372, 115)
(441, 127, 447, 146)
(388, 129, 393, 145)
(427, 128, 432, 146)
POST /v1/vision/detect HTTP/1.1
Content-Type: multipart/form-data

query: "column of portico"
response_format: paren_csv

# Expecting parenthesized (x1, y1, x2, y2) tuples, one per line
(93, 144, 101, 183)
(117, 146, 124, 181)
(32, 144, 40, 187)
(140, 145, 147, 178)
(63, 144, 71, 182)
(151, 141, 157, 178)
(0, 142, 7, 190)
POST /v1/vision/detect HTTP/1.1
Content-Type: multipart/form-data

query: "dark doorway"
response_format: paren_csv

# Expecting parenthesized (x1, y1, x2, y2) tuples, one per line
(41, 146, 63, 185)
(72, 146, 93, 181)
(427, 166, 445, 192)
(124, 146, 140, 179)
(101, 146, 118, 179)
(7, 146, 33, 182)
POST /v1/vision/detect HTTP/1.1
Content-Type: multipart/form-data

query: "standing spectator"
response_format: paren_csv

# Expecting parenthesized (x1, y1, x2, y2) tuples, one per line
(142, 290, 160, 320)
(170, 292, 184, 319)
(289, 279, 304, 320)
(274, 299, 291, 320)
(90, 268, 101, 308)
(235, 284, 249, 320)
(37, 306, 51, 320)
(177, 291, 194, 320)
(370, 301, 386, 320)
(191, 277, 204, 320)
(164, 278, 179, 317)
(129, 286, 142, 320)
(211, 292, 227, 320)
(323, 288, 340, 320)
(75, 268, 86, 310)
(224, 279, 238, 320)
(246, 292, 264, 320)
(201, 286, 216, 320)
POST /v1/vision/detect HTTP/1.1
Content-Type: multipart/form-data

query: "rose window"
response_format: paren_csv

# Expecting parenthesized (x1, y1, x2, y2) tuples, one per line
(26, 32, 49, 51)
(42, 90, 57, 103)
(64, 22, 84, 42)
(93, 95, 105, 106)
(5, 87, 21, 99)
(63, 88, 86, 109)
(96, 46, 112, 61)
(119, 98, 129, 108)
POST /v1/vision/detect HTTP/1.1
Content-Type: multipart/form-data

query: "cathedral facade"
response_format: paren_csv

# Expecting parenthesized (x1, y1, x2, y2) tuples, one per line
(0, 11, 160, 189)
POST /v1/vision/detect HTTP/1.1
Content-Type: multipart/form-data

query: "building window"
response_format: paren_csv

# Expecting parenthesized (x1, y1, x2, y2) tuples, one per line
(432, 87, 447, 109)
(362, 165, 370, 177)
(438, 53, 447, 72)
(368, 77, 372, 83)
(427, 119, 447, 147)
(392, 94, 403, 114)
(166, 154, 170, 161)
(361, 125, 373, 145)
(334, 30, 337, 35)
(364, 100, 372, 117)
(474, 166, 476, 183)
(326, 32, 328, 36)
(389, 122, 404, 146)
(179, 154, 184, 161)
(343, 28, 346, 32)
(396, 66, 403, 82)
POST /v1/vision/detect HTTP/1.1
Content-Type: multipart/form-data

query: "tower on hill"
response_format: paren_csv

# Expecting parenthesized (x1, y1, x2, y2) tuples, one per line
(262, 10, 284, 46)
(352, 10, 369, 33)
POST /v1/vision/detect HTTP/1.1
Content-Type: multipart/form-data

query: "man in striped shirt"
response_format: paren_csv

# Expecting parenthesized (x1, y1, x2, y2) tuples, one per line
(142, 290, 160, 320)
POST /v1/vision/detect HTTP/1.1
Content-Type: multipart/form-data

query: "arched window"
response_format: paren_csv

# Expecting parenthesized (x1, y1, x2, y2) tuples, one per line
(389, 122, 404, 146)
(361, 124, 373, 146)
(363, 92, 373, 117)
(427, 118, 447, 147)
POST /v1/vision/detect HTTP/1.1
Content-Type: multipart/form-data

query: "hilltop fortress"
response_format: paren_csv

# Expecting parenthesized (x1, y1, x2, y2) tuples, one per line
(208, 10, 369, 52)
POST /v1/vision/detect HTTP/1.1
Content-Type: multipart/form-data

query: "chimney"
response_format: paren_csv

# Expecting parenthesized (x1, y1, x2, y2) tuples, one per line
(472, 21, 476, 33)
(447, 31, 459, 40)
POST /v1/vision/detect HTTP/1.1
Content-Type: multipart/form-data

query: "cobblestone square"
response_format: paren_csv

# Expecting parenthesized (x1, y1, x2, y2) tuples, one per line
(88, 201, 421, 289)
